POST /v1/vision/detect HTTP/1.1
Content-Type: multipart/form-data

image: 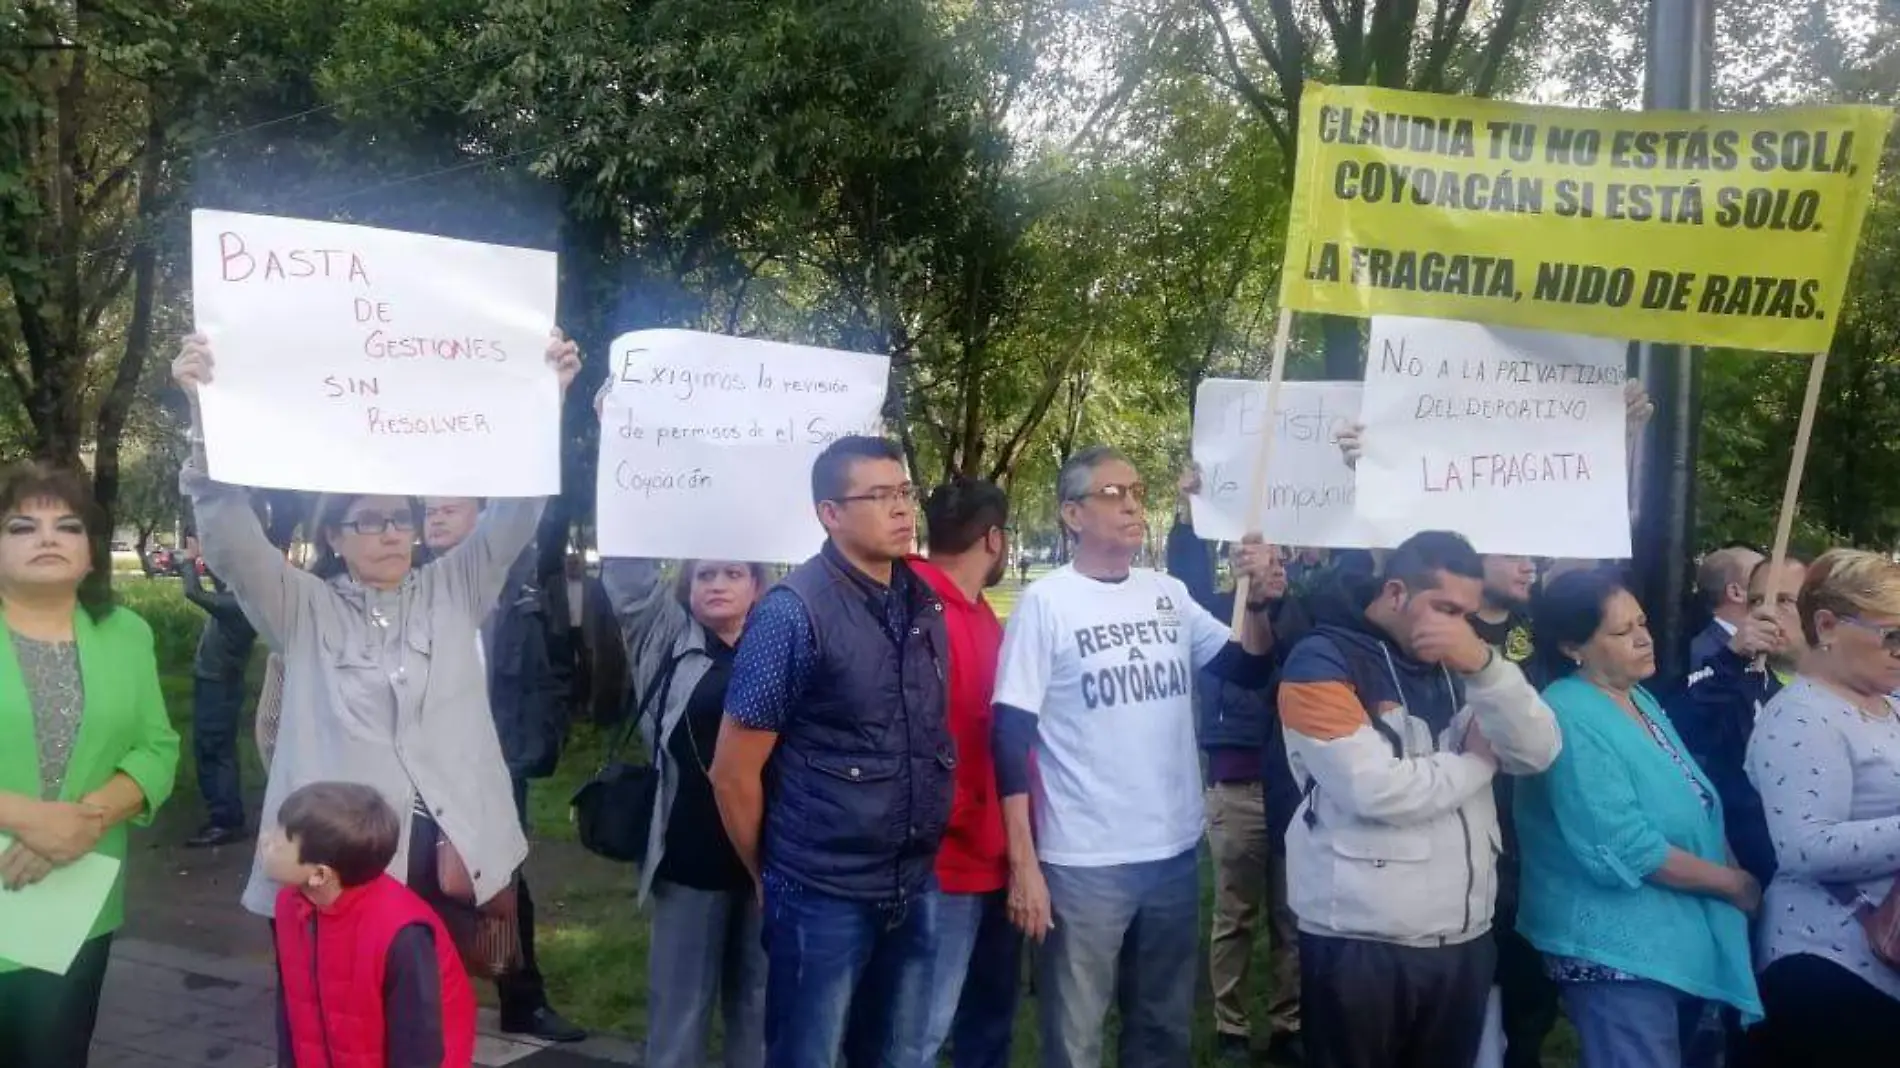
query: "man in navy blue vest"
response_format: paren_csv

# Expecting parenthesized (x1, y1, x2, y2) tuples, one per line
(712, 436, 952, 1068)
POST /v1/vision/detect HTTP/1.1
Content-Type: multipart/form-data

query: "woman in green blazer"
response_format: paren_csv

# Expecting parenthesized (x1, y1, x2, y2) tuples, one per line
(0, 463, 180, 1068)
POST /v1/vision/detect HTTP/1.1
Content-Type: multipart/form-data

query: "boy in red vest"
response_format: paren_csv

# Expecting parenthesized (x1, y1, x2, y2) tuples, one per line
(266, 781, 477, 1068)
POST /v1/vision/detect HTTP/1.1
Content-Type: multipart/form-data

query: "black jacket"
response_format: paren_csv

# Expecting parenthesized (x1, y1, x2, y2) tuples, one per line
(484, 551, 571, 781)
(1666, 644, 1782, 885)
(182, 564, 257, 682)
(1164, 520, 1308, 849)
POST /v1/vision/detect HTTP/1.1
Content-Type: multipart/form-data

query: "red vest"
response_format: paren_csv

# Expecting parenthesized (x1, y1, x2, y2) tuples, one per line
(275, 876, 477, 1068)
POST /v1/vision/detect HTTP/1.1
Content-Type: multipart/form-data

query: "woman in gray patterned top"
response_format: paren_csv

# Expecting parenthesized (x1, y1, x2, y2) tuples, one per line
(171, 332, 581, 941)
(1745, 548, 1900, 1066)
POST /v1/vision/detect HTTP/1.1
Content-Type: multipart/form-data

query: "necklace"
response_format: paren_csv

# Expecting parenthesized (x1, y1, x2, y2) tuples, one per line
(1807, 675, 1894, 722)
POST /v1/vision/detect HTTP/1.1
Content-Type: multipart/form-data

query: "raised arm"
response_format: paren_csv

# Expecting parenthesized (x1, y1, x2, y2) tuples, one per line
(599, 557, 691, 669)
(432, 497, 548, 622)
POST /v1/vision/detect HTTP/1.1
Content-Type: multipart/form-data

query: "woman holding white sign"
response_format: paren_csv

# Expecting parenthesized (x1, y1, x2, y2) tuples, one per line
(171, 333, 581, 963)
(591, 382, 771, 1068)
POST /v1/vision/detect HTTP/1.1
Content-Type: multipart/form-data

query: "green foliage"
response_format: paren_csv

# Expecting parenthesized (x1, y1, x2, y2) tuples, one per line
(2, 0, 1897, 565)
(115, 577, 204, 671)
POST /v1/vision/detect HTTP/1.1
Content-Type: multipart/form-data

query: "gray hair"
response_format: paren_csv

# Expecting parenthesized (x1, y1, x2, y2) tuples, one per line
(1057, 445, 1130, 503)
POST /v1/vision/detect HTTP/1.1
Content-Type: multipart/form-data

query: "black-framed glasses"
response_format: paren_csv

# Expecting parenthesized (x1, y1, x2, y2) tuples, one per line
(339, 513, 417, 536)
(1071, 482, 1147, 505)
(833, 485, 921, 509)
(1841, 616, 1900, 655)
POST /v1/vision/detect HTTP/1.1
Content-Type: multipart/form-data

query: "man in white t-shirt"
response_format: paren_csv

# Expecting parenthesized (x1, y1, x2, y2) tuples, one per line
(991, 446, 1277, 1068)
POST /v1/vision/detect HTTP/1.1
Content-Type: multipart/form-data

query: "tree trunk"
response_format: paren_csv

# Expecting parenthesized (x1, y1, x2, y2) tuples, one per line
(93, 106, 166, 526)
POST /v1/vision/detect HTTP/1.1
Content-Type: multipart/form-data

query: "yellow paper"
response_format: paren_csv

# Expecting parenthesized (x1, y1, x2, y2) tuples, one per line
(0, 833, 121, 975)
(1279, 83, 1893, 352)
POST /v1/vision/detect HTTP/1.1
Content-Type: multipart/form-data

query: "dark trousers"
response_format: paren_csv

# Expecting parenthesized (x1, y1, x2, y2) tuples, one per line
(1300, 930, 1496, 1068)
(0, 933, 114, 1068)
(497, 778, 548, 1021)
(1496, 922, 1560, 1068)
(1752, 953, 1900, 1068)
(191, 673, 247, 829)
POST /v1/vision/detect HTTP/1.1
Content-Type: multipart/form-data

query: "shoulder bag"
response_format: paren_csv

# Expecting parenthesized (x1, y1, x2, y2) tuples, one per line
(571, 655, 682, 863)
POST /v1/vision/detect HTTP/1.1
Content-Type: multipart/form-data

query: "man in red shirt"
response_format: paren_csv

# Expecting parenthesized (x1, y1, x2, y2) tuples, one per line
(909, 478, 1018, 1068)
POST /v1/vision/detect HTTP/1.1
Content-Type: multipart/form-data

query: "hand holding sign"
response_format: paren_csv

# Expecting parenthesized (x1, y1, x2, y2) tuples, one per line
(1232, 536, 1288, 604)
(548, 330, 582, 394)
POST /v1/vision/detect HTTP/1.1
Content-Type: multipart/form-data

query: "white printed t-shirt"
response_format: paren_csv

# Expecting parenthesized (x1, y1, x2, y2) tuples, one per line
(993, 565, 1231, 867)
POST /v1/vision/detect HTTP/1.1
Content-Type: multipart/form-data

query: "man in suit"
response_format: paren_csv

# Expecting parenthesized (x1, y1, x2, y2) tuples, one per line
(1688, 545, 1765, 674)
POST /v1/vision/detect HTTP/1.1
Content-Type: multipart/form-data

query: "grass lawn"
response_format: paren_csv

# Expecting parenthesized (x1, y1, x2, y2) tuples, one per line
(120, 571, 1579, 1065)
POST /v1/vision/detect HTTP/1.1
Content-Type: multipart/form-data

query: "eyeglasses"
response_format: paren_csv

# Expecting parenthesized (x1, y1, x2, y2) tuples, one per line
(1841, 616, 1900, 655)
(1071, 483, 1147, 505)
(339, 513, 417, 536)
(833, 486, 921, 509)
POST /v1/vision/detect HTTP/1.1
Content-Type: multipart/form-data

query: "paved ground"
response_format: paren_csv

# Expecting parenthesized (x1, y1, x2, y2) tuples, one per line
(92, 937, 640, 1067)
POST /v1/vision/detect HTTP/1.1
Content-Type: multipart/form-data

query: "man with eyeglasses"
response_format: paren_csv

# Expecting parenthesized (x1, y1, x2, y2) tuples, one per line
(711, 435, 952, 1068)
(418, 497, 585, 1044)
(991, 445, 1278, 1068)
(1672, 553, 1810, 887)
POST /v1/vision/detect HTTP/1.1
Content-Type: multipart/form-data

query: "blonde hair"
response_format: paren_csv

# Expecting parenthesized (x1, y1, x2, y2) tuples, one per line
(1797, 549, 1900, 645)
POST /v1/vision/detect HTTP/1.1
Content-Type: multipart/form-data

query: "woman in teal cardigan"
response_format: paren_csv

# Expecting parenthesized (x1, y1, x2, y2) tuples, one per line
(0, 463, 180, 1068)
(1514, 568, 1761, 1068)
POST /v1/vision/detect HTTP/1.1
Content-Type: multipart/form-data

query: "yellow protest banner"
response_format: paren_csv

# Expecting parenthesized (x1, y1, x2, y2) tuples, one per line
(1279, 84, 1892, 352)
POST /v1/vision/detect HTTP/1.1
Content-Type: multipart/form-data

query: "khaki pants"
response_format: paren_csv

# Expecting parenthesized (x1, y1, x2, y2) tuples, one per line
(1207, 780, 1301, 1040)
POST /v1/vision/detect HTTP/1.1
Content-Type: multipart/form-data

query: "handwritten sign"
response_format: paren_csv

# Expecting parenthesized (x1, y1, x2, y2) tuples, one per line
(1280, 83, 1891, 352)
(1356, 316, 1630, 558)
(596, 330, 890, 563)
(1190, 380, 1373, 549)
(189, 209, 561, 495)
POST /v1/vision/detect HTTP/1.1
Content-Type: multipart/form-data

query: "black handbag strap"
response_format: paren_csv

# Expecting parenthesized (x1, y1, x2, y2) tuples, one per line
(606, 651, 686, 767)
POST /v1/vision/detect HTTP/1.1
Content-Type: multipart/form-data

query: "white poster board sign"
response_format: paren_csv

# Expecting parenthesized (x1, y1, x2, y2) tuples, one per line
(189, 209, 561, 496)
(1190, 379, 1373, 548)
(596, 330, 890, 563)
(1357, 316, 1630, 558)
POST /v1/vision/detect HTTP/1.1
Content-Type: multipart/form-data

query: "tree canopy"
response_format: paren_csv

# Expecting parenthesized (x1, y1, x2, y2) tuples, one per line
(2, 0, 1896, 553)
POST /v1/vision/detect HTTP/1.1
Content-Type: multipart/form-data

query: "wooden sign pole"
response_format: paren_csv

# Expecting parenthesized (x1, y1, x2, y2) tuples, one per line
(1761, 350, 1829, 609)
(1229, 307, 1296, 633)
